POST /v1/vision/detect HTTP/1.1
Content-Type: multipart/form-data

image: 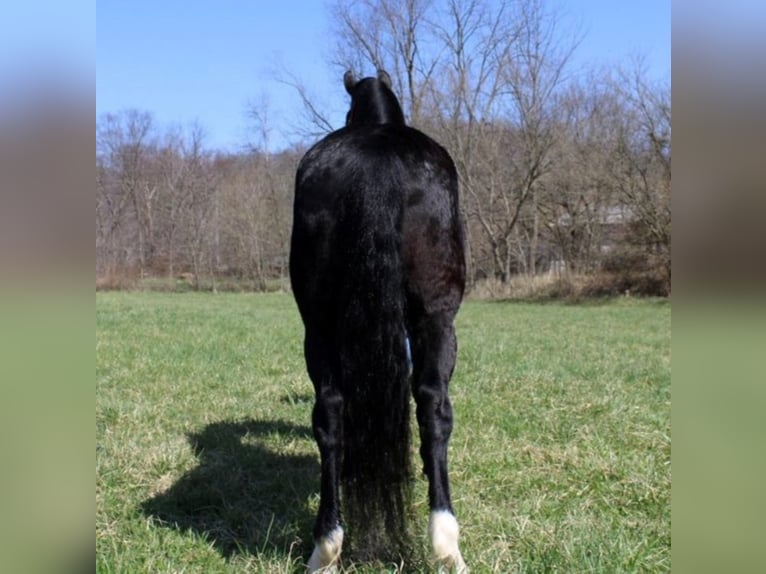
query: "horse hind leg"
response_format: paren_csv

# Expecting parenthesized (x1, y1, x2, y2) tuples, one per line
(429, 510, 466, 573)
(410, 313, 467, 573)
(307, 526, 343, 574)
(305, 337, 345, 573)
(307, 384, 344, 573)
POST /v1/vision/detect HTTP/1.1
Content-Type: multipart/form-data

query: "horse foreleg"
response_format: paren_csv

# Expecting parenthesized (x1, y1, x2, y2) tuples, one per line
(411, 317, 467, 573)
(307, 385, 344, 573)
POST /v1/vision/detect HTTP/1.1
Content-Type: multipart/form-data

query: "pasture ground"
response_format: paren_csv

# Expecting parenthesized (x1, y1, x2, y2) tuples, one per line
(96, 292, 670, 573)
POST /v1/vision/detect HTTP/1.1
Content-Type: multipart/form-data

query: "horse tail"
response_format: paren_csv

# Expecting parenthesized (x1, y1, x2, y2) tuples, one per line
(336, 158, 412, 559)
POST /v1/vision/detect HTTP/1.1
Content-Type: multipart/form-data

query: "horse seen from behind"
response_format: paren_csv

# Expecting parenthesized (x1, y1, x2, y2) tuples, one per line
(289, 69, 467, 573)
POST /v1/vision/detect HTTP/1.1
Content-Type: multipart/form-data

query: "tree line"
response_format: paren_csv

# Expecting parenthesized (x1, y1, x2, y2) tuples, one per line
(97, 0, 669, 296)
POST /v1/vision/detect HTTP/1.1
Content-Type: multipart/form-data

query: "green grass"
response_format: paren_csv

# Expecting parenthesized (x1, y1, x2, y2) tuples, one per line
(96, 292, 670, 573)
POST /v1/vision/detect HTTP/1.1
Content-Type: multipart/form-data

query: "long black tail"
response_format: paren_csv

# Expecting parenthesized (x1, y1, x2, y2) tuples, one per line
(336, 162, 412, 559)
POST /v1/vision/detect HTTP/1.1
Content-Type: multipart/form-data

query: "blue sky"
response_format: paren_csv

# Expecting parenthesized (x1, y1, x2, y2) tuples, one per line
(97, 1, 670, 152)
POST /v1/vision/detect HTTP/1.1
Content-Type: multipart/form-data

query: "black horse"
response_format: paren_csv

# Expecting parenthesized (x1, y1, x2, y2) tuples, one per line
(290, 70, 466, 573)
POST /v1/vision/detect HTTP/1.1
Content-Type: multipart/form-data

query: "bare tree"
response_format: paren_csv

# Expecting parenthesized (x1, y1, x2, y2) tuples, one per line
(173, 125, 220, 289)
(500, 0, 580, 278)
(426, 0, 579, 282)
(225, 101, 299, 289)
(273, 71, 338, 141)
(97, 110, 159, 277)
(425, 0, 518, 282)
(329, 0, 440, 125)
(152, 126, 191, 278)
(97, 151, 130, 276)
(606, 63, 671, 289)
(538, 74, 622, 276)
(215, 150, 296, 290)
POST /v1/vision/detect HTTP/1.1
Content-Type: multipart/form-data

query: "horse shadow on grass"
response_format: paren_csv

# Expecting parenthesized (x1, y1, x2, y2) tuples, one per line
(141, 418, 318, 565)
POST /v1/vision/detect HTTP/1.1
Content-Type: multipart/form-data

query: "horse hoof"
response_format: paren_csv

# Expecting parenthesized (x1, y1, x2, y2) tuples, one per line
(436, 551, 468, 574)
(306, 526, 343, 574)
(430, 510, 468, 573)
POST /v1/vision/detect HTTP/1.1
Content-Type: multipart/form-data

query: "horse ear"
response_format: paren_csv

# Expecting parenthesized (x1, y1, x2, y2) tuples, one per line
(377, 69, 392, 89)
(344, 70, 356, 94)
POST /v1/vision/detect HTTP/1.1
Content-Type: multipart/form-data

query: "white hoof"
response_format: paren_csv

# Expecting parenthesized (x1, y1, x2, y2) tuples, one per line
(429, 510, 467, 573)
(307, 526, 344, 573)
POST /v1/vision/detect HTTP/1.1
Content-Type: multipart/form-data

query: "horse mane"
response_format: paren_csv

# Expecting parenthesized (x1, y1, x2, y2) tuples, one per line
(344, 69, 405, 126)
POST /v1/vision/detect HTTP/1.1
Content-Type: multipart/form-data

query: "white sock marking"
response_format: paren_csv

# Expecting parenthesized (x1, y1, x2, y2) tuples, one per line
(307, 526, 344, 574)
(429, 510, 467, 573)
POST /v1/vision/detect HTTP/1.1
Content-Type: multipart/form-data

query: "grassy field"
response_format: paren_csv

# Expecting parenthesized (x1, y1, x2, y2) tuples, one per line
(96, 292, 670, 573)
